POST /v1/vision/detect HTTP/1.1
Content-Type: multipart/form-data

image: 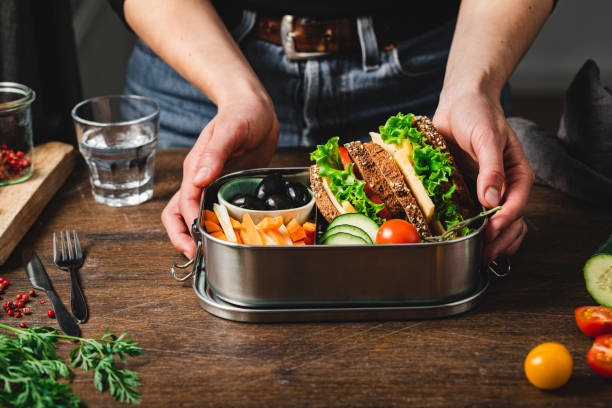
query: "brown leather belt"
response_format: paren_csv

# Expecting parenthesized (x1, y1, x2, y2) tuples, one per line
(254, 15, 444, 60)
(219, 8, 454, 60)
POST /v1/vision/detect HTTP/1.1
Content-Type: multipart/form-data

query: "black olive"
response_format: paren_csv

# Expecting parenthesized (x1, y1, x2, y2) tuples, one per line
(255, 174, 287, 200)
(265, 193, 292, 210)
(285, 182, 310, 206)
(230, 193, 267, 210)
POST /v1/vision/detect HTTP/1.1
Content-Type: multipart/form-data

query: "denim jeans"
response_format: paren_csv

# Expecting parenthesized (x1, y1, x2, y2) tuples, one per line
(124, 12, 511, 148)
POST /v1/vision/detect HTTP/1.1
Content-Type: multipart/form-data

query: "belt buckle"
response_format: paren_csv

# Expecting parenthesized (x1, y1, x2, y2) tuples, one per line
(281, 15, 330, 61)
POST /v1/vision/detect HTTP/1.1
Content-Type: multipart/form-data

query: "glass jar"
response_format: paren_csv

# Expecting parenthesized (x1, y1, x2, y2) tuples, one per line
(0, 82, 36, 186)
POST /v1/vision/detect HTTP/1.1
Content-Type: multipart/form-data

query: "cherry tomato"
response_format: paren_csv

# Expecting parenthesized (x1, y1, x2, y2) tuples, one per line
(376, 219, 420, 244)
(587, 334, 612, 378)
(337, 146, 352, 170)
(524, 342, 572, 389)
(575, 306, 612, 337)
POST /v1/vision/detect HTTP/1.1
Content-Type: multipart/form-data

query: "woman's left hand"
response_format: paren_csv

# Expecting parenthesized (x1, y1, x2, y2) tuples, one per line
(433, 90, 534, 264)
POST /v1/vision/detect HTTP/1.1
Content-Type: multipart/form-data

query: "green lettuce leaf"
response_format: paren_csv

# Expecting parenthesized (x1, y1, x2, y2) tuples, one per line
(310, 137, 385, 225)
(309, 137, 342, 171)
(379, 113, 423, 146)
(379, 113, 470, 233)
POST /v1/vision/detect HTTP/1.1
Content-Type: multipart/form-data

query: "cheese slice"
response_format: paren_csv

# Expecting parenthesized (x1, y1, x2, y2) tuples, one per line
(399, 139, 413, 155)
(322, 177, 349, 214)
(370, 132, 413, 155)
(394, 145, 435, 222)
(370, 132, 398, 155)
(341, 201, 356, 213)
(370, 133, 435, 223)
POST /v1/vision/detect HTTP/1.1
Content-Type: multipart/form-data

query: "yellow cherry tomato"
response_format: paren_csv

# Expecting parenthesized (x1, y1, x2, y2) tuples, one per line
(524, 342, 573, 389)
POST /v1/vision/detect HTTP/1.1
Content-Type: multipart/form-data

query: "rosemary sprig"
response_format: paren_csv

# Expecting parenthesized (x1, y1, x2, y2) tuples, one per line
(0, 323, 144, 407)
(423, 206, 502, 242)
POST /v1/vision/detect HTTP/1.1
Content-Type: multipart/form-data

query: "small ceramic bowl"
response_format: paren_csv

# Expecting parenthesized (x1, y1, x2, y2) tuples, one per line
(218, 177, 315, 225)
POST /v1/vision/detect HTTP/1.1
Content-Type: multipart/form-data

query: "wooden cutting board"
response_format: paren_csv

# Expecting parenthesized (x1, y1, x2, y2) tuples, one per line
(0, 142, 77, 265)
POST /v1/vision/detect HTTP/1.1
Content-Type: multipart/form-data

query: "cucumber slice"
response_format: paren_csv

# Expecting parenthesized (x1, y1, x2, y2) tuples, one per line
(320, 225, 373, 244)
(328, 213, 379, 243)
(584, 233, 612, 307)
(322, 232, 368, 245)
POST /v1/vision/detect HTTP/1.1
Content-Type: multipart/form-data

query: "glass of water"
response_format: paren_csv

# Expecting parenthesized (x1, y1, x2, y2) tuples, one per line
(71, 95, 160, 206)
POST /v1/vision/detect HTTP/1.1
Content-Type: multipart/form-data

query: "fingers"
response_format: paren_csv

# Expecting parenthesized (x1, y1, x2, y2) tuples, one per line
(484, 217, 528, 264)
(485, 134, 534, 242)
(434, 93, 533, 263)
(162, 97, 278, 260)
(191, 119, 243, 187)
(472, 127, 506, 209)
(161, 191, 196, 258)
(178, 118, 246, 227)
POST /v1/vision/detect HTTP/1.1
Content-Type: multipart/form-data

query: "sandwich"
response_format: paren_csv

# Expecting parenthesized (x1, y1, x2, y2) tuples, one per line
(309, 137, 432, 239)
(371, 113, 474, 234)
(309, 113, 475, 239)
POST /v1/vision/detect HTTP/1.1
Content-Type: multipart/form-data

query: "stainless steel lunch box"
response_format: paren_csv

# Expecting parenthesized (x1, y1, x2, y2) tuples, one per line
(172, 168, 496, 320)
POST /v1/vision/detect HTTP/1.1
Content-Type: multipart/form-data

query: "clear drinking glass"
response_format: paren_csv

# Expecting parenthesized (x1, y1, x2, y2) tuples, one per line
(71, 95, 160, 206)
(0, 82, 36, 186)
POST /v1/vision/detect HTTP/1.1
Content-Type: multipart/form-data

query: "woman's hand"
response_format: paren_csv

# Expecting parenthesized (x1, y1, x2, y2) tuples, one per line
(433, 90, 534, 263)
(433, 0, 551, 262)
(162, 92, 279, 258)
(125, 0, 281, 258)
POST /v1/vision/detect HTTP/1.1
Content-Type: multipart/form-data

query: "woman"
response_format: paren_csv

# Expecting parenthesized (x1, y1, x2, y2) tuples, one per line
(111, 0, 552, 263)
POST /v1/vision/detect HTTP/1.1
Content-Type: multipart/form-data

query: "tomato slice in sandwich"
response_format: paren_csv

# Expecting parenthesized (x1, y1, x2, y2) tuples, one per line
(338, 146, 353, 170)
(338, 146, 391, 221)
(364, 184, 391, 221)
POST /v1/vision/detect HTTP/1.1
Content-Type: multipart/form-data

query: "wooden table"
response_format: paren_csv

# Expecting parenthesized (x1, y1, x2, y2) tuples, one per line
(1, 148, 611, 407)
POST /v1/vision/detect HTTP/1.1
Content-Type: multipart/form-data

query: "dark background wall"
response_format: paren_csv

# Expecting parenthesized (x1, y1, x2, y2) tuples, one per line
(73, 0, 612, 134)
(510, 0, 612, 133)
(72, 0, 134, 100)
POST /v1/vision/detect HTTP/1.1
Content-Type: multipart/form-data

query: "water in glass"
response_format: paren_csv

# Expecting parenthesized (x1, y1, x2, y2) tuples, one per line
(79, 124, 156, 206)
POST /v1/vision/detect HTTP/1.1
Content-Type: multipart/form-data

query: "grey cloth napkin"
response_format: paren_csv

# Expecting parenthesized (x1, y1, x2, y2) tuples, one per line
(509, 60, 612, 206)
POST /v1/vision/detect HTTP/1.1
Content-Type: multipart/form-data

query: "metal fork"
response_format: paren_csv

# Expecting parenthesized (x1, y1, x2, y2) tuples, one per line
(53, 231, 88, 323)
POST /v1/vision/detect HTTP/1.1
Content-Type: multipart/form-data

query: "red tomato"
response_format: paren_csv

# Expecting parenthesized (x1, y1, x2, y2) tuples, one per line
(376, 219, 420, 244)
(575, 306, 612, 337)
(337, 146, 365, 178)
(363, 184, 392, 221)
(337, 146, 390, 220)
(587, 334, 612, 378)
(337, 146, 352, 170)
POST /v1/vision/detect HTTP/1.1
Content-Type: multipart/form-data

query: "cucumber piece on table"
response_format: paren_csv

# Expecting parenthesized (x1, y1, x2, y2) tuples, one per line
(320, 224, 373, 244)
(584, 233, 612, 307)
(322, 232, 368, 245)
(328, 213, 379, 243)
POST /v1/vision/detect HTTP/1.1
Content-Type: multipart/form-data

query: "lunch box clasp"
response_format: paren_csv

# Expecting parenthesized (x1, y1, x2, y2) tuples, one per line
(170, 240, 203, 282)
(488, 256, 511, 278)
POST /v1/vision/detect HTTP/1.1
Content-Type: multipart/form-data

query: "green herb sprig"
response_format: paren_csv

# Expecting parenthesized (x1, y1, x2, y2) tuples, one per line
(423, 206, 502, 242)
(0, 323, 144, 407)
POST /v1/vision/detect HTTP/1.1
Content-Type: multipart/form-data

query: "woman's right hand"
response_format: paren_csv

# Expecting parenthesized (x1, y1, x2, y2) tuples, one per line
(125, 0, 281, 257)
(161, 91, 280, 258)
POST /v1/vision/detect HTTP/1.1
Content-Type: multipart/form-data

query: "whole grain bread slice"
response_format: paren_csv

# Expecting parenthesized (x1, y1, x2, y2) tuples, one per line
(309, 165, 341, 224)
(345, 141, 406, 220)
(363, 142, 432, 238)
(413, 116, 475, 216)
